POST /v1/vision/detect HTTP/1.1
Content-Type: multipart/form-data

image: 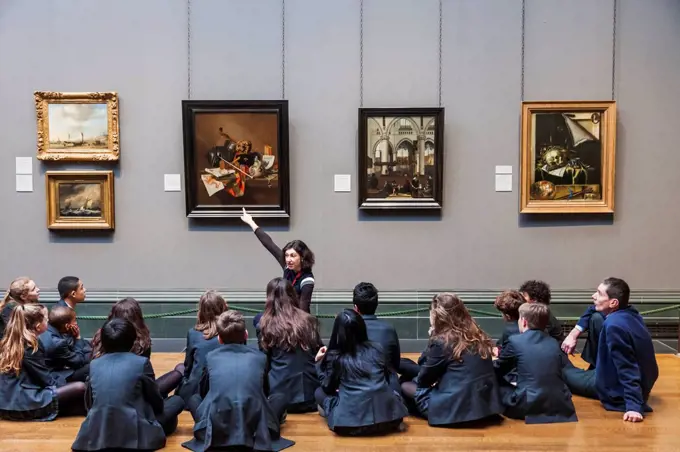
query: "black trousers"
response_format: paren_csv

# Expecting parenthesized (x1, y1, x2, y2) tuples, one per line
(157, 395, 185, 436)
(580, 312, 605, 369)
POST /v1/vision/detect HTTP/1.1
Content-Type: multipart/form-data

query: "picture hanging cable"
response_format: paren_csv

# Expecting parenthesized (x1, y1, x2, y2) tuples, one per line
(438, 0, 442, 107)
(359, 0, 364, 108)
(187, 0, 192, 100)
(520, 0, 525, 102)
(281, 0, 286, 99)
(611, 0, 617, 101)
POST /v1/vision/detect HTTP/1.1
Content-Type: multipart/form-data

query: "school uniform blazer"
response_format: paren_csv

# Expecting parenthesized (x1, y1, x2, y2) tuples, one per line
(182, 344, 285, 452)
(71, 352, 167, 452)
(595, 307, 659, 414)
(38, 325, 91, 385)
(362, 314, 401, 372)
(415, 340, 503, 426)
(546, 311, 565, 343)
(176, 329, 220, 402)
(496, 321, 520, 350)
(0, 301, 18, 339)
(0, 342, 58, 414)
(317, 344, 408, 430)
(494, 329, 577, 424)
(264, 344, 320, 407)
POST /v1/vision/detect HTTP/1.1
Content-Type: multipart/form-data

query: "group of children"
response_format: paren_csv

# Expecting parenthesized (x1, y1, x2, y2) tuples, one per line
(0, 268, 661, 451)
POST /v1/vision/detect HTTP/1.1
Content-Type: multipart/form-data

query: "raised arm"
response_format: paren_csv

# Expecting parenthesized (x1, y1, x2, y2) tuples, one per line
(241, 208, 284, 267)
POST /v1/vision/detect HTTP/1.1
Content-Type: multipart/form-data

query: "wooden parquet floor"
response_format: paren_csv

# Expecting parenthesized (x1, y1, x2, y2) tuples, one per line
(1, 353, 679, 451)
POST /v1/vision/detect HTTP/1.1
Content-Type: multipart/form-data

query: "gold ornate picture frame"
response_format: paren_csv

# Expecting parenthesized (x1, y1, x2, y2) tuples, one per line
(46, 171, 115, 230)
(35, 91, 120, 161)
(520, 101, 616, 214)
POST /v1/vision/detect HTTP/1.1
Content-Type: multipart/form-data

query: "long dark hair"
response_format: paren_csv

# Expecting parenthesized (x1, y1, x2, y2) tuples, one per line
(323, 308, 382, 379)
(258, 277, 320, 352)
(282, 240, 315, 272)
(91, 298, 151, 358)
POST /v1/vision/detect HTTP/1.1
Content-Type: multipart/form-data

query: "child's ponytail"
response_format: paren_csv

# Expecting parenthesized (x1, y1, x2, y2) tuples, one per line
(0, 304, 46, 375)
(0, 276, 32, 312)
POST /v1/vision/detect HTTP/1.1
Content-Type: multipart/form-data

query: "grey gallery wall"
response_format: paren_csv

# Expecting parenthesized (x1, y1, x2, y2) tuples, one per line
(0, 0, 679, 292)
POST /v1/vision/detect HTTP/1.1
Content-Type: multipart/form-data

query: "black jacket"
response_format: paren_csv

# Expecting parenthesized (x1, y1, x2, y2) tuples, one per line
(182, 344, 291, 452)
(317, 343, 408, 430)
(72, 352, 169, 451)
(176, 329, 221, 402)
(414, 340, 503, 426)
(0, 342, 58, 417)
(494, 329, 577, 424)
(38, 325, 91, 384)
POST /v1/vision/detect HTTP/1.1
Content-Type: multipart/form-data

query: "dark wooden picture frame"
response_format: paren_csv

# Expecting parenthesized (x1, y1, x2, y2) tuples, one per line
(182, 100, 290, 218)
(358, 107, 444, 211)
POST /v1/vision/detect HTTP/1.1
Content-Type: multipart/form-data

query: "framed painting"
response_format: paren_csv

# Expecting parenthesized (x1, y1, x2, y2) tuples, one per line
(520, 101, 616, 214)
(46, 171, 115, 230)
(35, 91, 120, 161)
(182, 100, 290, 218)
(358, 108, 444, 211)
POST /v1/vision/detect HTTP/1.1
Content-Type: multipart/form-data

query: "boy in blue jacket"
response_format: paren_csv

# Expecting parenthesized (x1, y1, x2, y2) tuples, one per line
(563, 277, 659, 422)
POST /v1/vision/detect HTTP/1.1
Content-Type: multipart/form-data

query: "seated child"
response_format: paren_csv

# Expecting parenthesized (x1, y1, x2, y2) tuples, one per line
(494, 302, 577, 424)
(183, 310, 294, 452)
(0, 304, 86, 421)
(72, 318, 185, 451)
(0, 277, 40, 338)
(401, 293, 503, 427)
(39, 306, 91, 384)
(494, 290, 525, 353)
(176, 290, 228, 403)
(90, 297, 184, 397)
(519, 280, 564, 342)
(257, 277, 322, 413)
(315, 308, 408, 436)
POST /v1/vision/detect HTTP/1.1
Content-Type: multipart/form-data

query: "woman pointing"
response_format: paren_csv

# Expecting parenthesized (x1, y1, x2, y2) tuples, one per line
(240, 208, 316, 313)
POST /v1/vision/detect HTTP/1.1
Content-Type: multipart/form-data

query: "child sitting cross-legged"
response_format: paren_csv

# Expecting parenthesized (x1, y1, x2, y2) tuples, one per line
(493, 302, 578, 424)
(39, 306, 92, 384)
(72, 318, 185, 451)
(183, 310, 295, 452)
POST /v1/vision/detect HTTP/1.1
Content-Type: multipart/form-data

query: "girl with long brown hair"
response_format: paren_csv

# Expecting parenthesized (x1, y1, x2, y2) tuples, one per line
(0, 277, 40, 338)
(0, 304, 86, 421)
(90, 298, 184, 397)
(256, 277, 322, 413)
(176, 290, 228, 402)
(401, 293, 503, 427)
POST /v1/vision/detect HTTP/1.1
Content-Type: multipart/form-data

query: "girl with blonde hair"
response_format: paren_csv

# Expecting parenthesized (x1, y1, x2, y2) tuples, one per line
(0, 304, 86, 420)
(401, 293, 503, 427)
(0, 277, 40, 338)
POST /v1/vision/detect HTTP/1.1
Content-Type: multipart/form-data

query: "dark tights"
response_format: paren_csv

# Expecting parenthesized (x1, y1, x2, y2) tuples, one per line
(55, 381, 87, 417)
(157, 363, 185, 398)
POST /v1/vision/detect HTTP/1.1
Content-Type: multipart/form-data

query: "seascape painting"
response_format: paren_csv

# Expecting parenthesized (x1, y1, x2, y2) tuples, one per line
(48, 103, 108, 150)
(58, 183, 102, 217)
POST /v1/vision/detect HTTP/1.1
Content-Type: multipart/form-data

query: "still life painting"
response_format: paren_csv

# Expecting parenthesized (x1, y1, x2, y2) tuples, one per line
(520, 101, 616, 214)
(46, 171, 115, 230)
(35, 91, 120, 161)
(182, 100, 290, 218)
(358, 107, 444, 211)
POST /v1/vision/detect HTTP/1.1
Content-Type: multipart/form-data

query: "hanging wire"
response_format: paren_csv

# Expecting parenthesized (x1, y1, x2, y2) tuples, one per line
(438, 0, 443, 107)
(281, 0, 286, 99)
(611, 0, 617, 100)
(187, 0, 192, 99)
(520, 0, 526, 102)
(359, 0, 364, 108)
